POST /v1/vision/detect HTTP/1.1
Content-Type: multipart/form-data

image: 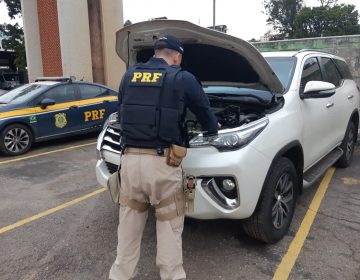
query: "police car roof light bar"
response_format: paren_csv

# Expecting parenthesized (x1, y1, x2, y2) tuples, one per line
(35, 76, 76, 83)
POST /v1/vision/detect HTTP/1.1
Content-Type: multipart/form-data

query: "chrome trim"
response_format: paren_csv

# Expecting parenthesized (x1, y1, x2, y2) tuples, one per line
(101, 144, 121, 154)
(103, 135, 120, 145)
(107, 127, 120, 136)
(201, 178, 239, 210)
(36, 128, 90, 139)
(78, 100, 115, 108)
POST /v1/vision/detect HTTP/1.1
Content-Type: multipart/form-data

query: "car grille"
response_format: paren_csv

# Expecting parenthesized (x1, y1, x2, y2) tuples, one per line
(101, 124, 121, 174)
(101, 124, 122, 154)
(105, 161, 119, 174)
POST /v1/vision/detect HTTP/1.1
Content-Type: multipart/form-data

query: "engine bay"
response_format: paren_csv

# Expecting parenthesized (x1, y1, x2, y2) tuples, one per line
(186, 99, 266, 138)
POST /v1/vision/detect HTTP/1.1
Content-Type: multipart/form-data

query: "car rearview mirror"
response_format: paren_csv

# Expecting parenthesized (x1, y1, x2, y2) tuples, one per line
(39, 98, 56, 109)
(301, 81, 336, 99)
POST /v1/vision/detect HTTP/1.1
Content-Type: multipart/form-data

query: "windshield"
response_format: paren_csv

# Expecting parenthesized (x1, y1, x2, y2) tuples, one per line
(265, 57, 296, 89)
(0, 84, 49, 104)
(203, 57, 296, 100)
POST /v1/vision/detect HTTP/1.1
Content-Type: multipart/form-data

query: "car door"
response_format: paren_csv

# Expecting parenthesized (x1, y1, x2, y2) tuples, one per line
(77, 83, 118, 130)
(320, 57, 353, 145)
(34, 84, 81, 138)
(299, 56, 335, 168)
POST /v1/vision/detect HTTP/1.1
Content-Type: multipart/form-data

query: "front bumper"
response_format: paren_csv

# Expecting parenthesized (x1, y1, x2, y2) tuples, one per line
(96, 143, 272, 220)
(183, 145, 271, 219)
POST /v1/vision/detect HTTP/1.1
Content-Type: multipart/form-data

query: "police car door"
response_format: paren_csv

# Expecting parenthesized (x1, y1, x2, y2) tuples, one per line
(77, 84, 117, 130)
(34, 84, 81, 138)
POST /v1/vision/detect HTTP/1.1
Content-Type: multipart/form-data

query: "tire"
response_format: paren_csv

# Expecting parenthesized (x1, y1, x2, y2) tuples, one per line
(336, 121, 356, 168)
(242, 157, 298, 244)
(0, 124, 34, 156)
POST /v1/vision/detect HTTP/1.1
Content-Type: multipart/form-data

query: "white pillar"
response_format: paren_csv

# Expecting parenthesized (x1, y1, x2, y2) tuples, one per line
(21, 0, 43, 82)
(57, 0, 93, 82)
(101, 0, 126, 90)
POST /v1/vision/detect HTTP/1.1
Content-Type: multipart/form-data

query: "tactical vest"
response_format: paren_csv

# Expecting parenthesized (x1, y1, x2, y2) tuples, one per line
(120, 62, 184, 148)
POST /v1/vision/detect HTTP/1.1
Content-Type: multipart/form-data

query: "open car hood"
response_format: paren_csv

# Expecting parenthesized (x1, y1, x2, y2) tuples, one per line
(116, 20, 284, 94)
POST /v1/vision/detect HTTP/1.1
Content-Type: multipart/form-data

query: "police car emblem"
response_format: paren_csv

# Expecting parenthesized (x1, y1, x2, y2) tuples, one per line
(55, 113, 67, 128)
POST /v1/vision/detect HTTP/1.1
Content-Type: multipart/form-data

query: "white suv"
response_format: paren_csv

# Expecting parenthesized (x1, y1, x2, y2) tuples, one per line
(96, 20, 359, 243)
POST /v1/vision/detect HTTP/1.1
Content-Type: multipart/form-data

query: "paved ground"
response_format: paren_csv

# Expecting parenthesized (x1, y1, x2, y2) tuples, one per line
(0, 135, 359, 280)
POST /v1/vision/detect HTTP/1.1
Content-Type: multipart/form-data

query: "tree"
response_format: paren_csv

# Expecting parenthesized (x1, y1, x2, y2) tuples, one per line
(0, 23, 26, 70)
(263, 0, 304, 39)
(318, 0, 337, 7)
(0, 0, 21, 19)
(0, 0, 26, 70)
(293, 4, 360, 38)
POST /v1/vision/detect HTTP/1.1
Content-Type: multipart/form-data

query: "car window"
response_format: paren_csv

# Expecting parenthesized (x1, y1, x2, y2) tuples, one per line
(79, 84, 110, 99)
(42, 85, 77, 104)
(334, 59, 353, 80)
(300, 57, 323, 93)
(0, 84, 49, 104)
(319, 57, 342, 87)
(265, 57, 297, 89)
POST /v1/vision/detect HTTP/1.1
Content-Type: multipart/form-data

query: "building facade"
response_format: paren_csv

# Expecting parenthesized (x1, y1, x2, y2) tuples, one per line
(20, 0, 125, 90)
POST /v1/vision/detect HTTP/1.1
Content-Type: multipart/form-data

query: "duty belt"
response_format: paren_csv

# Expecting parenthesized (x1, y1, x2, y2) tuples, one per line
(124, 147, 169, 157)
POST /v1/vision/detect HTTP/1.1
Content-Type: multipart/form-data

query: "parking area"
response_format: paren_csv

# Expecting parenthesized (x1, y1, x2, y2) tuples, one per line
(0, 136, 359, 280)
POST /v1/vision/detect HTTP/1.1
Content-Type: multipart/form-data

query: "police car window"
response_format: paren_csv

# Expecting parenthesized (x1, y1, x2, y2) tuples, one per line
(79, 84, 110, 99)
(43, 85, 77, 104)
(0, 84, 49, 104)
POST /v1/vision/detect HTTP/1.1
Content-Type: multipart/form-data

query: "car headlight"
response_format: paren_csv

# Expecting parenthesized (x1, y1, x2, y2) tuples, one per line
(103, 112, 118, 129)
(189, 118, 269, 152)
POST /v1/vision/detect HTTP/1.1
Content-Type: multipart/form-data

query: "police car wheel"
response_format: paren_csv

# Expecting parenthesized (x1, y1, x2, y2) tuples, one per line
(0, 124, 33, 156)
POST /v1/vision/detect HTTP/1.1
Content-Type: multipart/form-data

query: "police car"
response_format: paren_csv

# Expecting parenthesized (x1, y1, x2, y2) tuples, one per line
(0, 77, 118, 156)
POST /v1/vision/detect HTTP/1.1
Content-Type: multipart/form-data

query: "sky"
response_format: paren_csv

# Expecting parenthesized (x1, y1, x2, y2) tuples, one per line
(122, 0, 360, 40)
(0, 0, 360, 40)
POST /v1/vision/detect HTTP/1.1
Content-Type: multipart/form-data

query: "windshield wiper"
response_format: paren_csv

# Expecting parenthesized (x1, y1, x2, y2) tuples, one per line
(0, 102, 8, 104)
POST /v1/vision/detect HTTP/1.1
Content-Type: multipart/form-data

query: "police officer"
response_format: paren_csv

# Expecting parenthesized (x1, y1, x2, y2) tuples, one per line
(109, 34, 218, 280)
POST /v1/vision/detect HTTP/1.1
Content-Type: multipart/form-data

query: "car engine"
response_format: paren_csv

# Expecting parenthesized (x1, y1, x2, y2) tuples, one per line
(186, 100, 264, 139)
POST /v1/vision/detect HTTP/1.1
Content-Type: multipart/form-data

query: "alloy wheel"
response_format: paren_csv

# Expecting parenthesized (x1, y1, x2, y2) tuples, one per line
(345, 127, 354, 161)
(272, 173, 294, 229)
(4, 128, 30, 153)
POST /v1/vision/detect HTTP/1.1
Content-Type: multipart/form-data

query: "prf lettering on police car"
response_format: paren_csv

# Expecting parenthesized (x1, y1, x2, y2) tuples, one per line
(84, 109, 105, 122)
(131, 72, 163, 83)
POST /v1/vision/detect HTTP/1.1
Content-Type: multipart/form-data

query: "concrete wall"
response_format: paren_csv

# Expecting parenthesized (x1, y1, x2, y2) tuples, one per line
(57, 0, 93, 82)
(254, 35, 360, 87)
(20, 0, 43, 82)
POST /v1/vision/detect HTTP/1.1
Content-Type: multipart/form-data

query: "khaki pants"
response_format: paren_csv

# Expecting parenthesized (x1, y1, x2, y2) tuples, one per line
(109, 152, 186, 280)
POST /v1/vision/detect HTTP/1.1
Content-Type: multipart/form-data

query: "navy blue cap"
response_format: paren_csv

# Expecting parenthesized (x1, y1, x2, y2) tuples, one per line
(154, 34, 184, 54)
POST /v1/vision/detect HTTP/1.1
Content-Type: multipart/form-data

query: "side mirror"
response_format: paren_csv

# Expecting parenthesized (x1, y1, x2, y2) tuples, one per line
(39, 98, 56, 109)
(301, 81, 336, 99)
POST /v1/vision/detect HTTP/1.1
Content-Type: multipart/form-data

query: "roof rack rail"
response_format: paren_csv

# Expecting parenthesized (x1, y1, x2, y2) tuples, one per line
(293, 49, 334, 56)
(35, 76, 76, 82)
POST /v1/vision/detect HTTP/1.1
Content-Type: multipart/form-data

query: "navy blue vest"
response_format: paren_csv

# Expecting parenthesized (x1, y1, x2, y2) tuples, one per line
(120, 62, 184, 148)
